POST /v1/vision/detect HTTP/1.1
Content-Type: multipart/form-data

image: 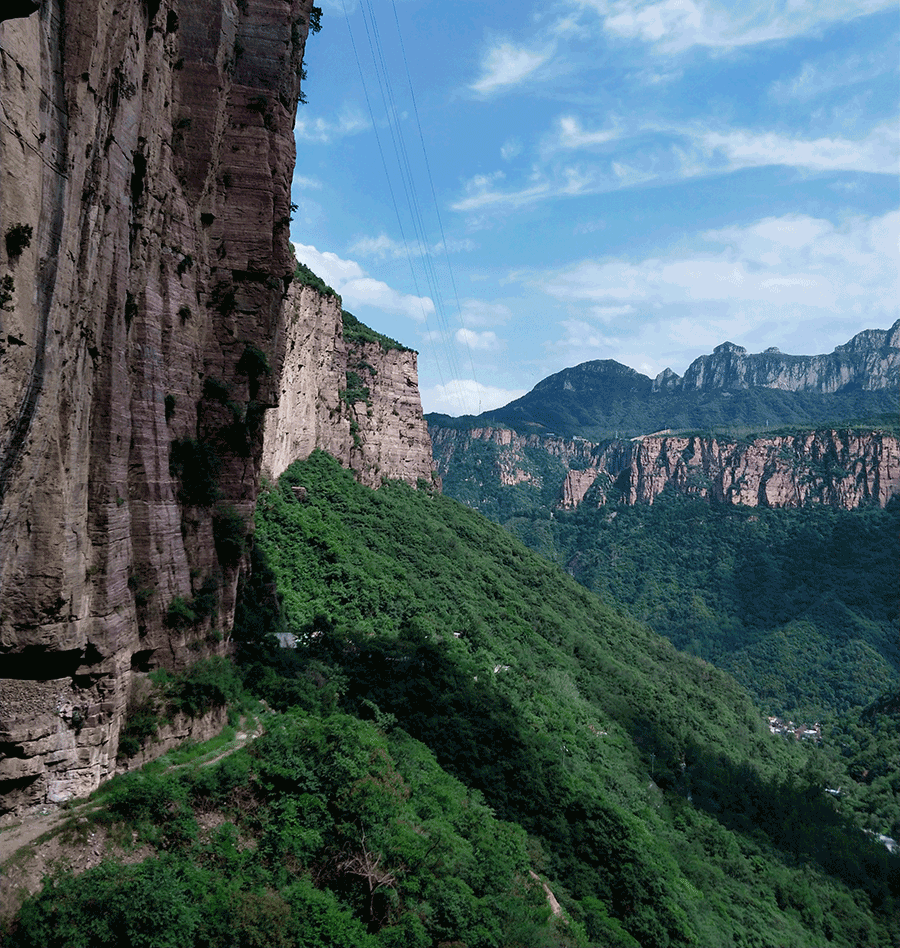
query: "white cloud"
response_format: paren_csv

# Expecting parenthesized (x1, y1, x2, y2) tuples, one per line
(293, 242, 435, 322)
(552, 115, 622, 150)
(573, 0, 894, 53)
(456, 327, 502, 351)
(470, 41, 554, 95)
(294, 108, 369, 143)
(422, 379, 527, 415)
(452, 119, 896, 216)
(501, 138, 523, 161)
(292, 174, 323, 190)
(699, 123, 897, 175)
(459, 299, 512, 327)
(535, 210, 899, 322)
(768, 48, 897, 104)
(590, 304, 635, 321)
(349, 234, 476, 260)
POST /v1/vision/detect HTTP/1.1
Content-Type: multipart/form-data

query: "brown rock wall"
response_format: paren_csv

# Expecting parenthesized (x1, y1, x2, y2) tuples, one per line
(347, 341, 436, 489)
(432, 425, 900, 512)
(261, 286, 350, 478)
(0, 0, 314, 811)
(261, 296, 436, 488)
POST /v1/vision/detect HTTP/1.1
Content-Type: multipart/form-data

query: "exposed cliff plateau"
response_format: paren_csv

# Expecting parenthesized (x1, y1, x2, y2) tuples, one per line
(432, 425, 900, 512)
(0, 0, 313, 812)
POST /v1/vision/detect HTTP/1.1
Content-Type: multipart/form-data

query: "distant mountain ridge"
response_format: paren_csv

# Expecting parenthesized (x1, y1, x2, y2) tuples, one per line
(428, 320, 899, 441)
(664, 319, 900, 394)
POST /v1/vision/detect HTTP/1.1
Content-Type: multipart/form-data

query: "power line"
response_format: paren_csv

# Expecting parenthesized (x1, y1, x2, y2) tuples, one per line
(340, 0, 476, 411)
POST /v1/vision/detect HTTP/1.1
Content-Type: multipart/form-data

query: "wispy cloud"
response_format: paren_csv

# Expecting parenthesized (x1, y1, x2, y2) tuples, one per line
(699, 122, 897, 175)
(294, 108, 369, 143)
(501, 138, 524, 161)
(292, 174, 323, 190)
(456, 327, 502, 351)
(470, 40, 555, 95)
(453, 118, 896, 215)
(459, 299, 512, 327)
(768, 46, 898, 104)
(552, 115, 622, 150)
(421, 379, 527, 415)
(348, 233, 477, 260)
(535, 210, 898, 322)
(293, 242, 434, 322)
(571, 0, 895, 53)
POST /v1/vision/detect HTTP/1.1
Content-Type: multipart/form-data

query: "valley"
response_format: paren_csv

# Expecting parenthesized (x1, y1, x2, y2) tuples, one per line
(1, 2, 897, 947)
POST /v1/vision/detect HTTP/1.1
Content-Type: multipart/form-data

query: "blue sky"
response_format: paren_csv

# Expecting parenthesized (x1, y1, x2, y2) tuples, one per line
(290, 0, 898, 415)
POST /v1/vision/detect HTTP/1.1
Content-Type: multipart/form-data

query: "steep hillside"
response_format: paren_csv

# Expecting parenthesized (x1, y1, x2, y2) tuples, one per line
(3, 453, 897, 947)
(233, 454, 896, 947)
(428, 321, 900, 441)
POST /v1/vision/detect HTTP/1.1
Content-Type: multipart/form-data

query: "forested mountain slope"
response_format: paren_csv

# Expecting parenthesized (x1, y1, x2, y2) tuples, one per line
(5, 453, 897, 947)
(241, 454, 897, 947)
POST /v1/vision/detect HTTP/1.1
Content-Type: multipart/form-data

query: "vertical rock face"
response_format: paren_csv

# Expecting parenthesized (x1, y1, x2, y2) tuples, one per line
(261, 292, 437, 488)
(0, 0, 314, 810)
(432, 426, 900, 512)
(261, 286, 351, 478)
(346, 338, 437, 489)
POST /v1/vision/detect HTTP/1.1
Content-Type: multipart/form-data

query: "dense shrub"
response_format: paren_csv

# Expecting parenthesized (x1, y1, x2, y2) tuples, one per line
(169, 438, 220, 505)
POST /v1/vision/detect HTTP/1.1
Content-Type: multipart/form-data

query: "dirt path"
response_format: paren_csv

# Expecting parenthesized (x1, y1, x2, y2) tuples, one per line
(0, 711, 264, 871)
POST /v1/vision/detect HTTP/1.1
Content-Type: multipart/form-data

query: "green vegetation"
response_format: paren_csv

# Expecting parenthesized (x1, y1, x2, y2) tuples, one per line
(240, 452, 896, 947)
(6, 453, 897, 947)
(495, 492, 900, 723)
(341, 370, 371, 408)
(294, 259, 339, 300)
(169, 438, 220, 505)
(0, 274, 15, 311)
(5, 222, 32, 258)
(212, 505, 248, 567)
(117, 658, 241, 759)
(343, 309, 411, 353)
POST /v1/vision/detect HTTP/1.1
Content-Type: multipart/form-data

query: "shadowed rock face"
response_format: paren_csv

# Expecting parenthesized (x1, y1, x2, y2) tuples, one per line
(0, 0, 314, 810)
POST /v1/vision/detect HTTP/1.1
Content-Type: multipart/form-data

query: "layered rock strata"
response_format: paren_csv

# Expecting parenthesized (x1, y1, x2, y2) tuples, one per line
(261, 291, 436, 488)
(0, 0, 314, 810)
(431, 426, 900, 511)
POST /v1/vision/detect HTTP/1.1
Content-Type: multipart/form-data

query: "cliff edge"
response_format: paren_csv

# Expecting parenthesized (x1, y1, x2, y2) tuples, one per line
(261, 292, 437, 489)
(0, 0, 313, 811)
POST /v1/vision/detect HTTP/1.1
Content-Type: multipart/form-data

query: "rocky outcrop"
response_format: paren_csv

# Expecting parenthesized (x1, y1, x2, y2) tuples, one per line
(262, 296, 436, 488)
(0, 0, 314, 811)
(345, 339, 437, 489)
(432, 426, 900, 512)
(602, 430, 900, 508)
(655, 321, 900, 393)
(261, 287, 351, 479)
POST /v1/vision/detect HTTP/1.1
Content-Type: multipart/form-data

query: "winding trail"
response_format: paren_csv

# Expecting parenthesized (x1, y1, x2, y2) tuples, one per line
(0, 711, 265, 868)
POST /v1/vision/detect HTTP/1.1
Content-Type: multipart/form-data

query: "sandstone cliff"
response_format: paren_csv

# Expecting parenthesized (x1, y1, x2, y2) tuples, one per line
(261, 293, 436, 489)
(0, 0, 313, 811)
(431, 426, 900, 512)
